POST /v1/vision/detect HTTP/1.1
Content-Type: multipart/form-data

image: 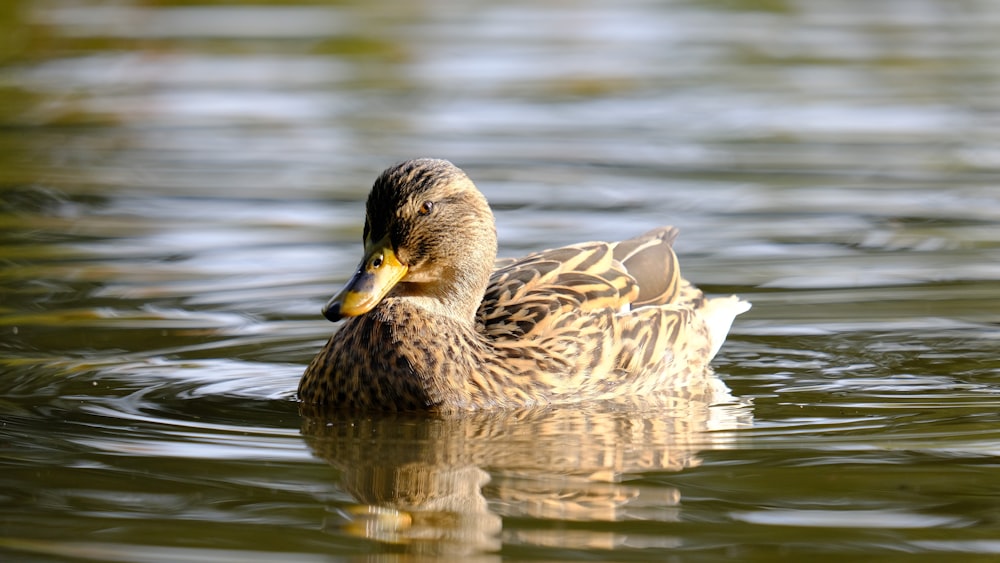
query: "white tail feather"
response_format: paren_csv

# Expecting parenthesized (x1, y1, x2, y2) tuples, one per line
(702, 295, 751, 360)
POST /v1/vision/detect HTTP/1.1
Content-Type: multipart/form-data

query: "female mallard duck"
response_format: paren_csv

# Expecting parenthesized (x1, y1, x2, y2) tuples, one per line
(299, 158, 750, 411)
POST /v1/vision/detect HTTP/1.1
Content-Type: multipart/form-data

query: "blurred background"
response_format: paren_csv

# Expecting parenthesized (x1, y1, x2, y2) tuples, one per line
(2, 0, 1000, 561)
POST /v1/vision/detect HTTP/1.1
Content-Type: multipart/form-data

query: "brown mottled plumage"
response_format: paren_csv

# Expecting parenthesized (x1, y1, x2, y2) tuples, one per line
(299, 158, 750, 411)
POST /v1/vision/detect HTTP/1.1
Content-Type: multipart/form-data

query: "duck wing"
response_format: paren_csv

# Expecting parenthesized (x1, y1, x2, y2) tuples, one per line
(478, 227, 683, 337)
(474, 226, 747, 402)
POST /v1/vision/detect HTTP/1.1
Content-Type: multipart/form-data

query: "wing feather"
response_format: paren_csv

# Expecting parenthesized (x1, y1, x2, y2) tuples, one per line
(478, 242, 639, 338)
(476, 227, 721, 401)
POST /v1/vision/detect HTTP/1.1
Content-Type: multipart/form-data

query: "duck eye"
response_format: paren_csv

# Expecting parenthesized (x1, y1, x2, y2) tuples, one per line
(417, 201, 434, 216)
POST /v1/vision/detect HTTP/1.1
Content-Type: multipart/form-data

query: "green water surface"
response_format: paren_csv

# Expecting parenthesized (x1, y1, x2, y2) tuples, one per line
(2, 1, 1000, 561)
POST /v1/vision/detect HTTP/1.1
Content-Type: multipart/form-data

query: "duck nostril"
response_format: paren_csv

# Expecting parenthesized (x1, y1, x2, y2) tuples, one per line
(370, 254, 383, 269)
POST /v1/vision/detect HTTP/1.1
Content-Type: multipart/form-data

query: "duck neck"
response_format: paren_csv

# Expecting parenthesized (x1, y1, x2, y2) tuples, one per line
(393, 266, 490, 325)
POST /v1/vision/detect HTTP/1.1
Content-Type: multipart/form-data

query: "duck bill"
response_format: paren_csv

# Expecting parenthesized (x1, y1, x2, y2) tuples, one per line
(321, 239, 408, 322)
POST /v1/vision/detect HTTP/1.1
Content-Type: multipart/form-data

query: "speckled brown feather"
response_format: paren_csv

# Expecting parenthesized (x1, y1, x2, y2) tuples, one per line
(299, 159, 750, 411)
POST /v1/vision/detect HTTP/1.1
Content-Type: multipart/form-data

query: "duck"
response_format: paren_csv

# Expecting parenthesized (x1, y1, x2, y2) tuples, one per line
(299, 158, 750, 411)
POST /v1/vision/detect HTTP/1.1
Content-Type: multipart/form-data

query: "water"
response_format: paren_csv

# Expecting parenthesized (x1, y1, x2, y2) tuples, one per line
(2, 0, 1000, 561)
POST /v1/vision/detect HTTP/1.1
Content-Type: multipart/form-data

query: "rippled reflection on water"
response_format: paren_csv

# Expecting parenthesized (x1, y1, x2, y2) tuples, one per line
(301, 395, 751, 557)
(2, 0, 1000, 561)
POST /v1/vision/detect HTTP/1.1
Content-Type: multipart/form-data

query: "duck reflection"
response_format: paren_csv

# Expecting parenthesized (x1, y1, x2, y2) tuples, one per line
(300, 384, 750, 557)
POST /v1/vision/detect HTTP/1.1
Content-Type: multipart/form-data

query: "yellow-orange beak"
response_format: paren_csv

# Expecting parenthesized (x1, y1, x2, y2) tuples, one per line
(322, 235, 408, 322)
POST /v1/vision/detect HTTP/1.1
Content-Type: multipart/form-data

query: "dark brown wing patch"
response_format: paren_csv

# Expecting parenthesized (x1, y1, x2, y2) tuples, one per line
(611, 227, 681, 308)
